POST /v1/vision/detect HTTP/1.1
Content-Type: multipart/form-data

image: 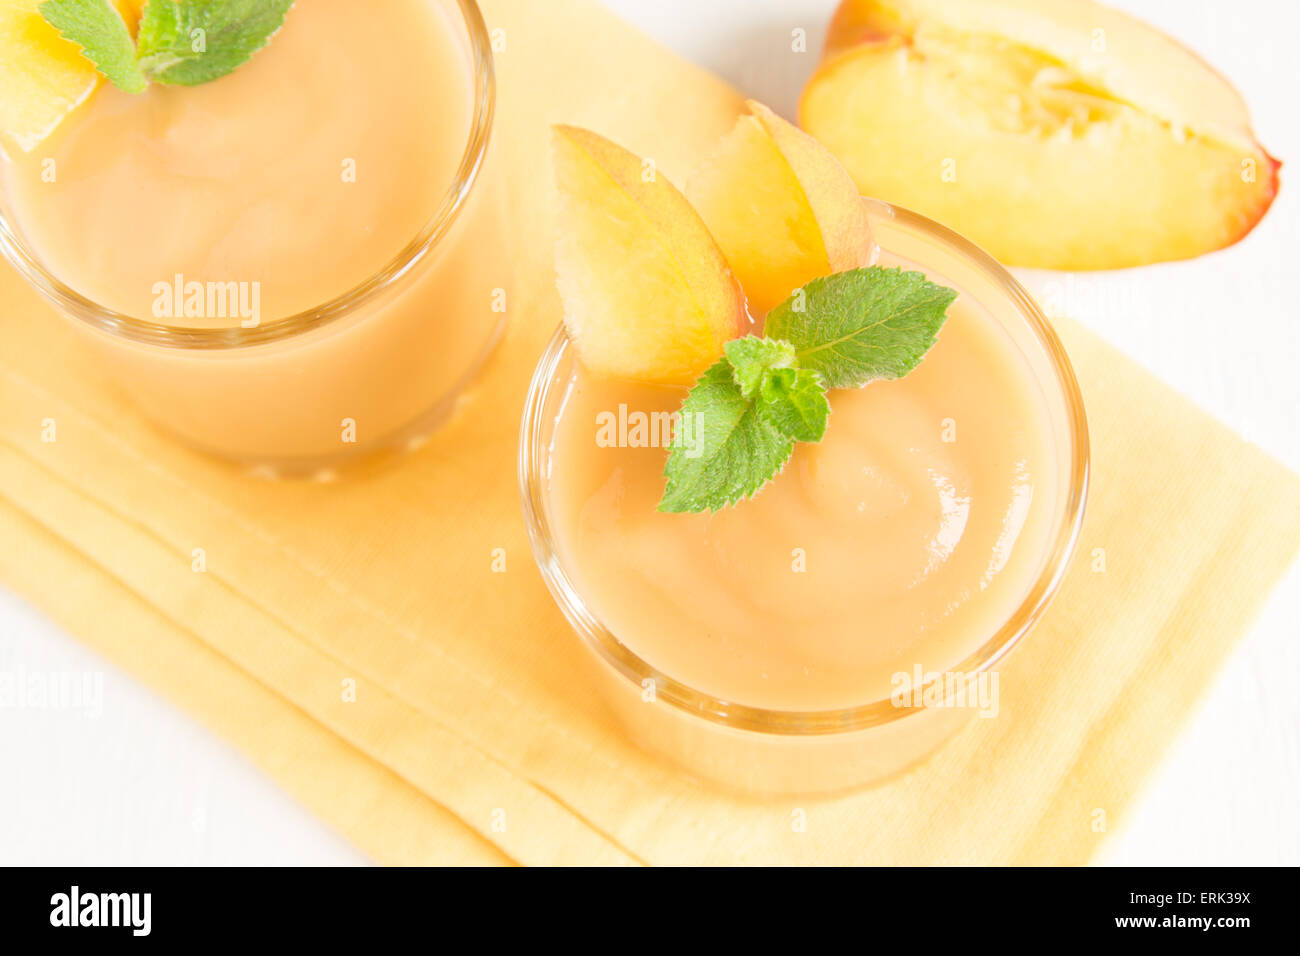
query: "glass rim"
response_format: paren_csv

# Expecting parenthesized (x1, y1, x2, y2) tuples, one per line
(0, 0, 495, 351)
(519, 201, 1091, 737)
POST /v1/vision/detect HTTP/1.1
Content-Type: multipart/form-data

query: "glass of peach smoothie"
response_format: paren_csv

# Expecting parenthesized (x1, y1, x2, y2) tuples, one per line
(0, 0, 505, 475)
(521, 114, 1088, 795)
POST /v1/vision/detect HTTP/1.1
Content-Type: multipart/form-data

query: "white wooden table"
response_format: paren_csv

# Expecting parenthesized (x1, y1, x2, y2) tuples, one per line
(1, 0, 1296, 865)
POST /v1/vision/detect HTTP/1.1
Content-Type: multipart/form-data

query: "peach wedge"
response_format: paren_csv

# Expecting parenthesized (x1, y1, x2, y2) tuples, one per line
(689, 101, 872, 313)
(800, 0, 1280, 270)
(1, 0, 145, 154)
(552, 125, 746, 386)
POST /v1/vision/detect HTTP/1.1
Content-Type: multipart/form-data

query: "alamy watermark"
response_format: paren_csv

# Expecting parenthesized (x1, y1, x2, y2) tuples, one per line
(152, 273, 261, 328)
(0, 666, 103, 719)
(50, 886, 150, 936)
(595, 405, 703, 458)
(890, 665, 999, 718)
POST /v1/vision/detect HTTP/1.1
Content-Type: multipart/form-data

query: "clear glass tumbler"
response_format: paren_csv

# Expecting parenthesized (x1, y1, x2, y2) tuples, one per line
(0, 0, 506, 477)
(520, 200, 1090, 795)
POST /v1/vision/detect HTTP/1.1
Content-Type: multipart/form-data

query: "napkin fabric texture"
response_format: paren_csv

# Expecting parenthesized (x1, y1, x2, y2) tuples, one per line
(1, 0, 1298, 865)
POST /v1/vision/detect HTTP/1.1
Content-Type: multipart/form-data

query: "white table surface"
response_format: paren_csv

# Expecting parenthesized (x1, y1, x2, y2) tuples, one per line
(2, 0, 1297, 866)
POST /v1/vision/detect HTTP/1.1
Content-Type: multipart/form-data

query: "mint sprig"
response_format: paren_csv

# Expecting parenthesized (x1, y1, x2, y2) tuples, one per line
(658, 266, 957, 514)
(40, 0, 293, 93)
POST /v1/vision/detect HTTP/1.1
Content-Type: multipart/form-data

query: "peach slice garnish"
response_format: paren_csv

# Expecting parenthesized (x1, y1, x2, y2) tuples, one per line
(689, 100, 872, 314)
(800, 0, 1280, 270)
(552, 125, 748, 386)
(1, 0, 144, 155)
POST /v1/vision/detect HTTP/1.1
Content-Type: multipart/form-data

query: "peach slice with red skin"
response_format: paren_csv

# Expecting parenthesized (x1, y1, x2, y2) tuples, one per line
(552, 125, 748, 386)
(800, 0, 1280, 270)
(689, 100, 872, 314)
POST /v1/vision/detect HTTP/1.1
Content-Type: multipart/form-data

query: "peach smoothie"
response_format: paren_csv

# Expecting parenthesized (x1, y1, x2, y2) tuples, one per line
(0, 0, 505, 470)
(546, 248, 1059, 712)
(524, 110, 1087, 793)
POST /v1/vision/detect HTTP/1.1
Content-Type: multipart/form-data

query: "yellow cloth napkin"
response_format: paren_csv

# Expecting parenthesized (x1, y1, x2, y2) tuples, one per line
(2, 0, 1298, 866)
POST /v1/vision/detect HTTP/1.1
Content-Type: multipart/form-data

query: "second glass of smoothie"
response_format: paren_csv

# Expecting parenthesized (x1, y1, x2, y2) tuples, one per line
(0, 0, 506, 475)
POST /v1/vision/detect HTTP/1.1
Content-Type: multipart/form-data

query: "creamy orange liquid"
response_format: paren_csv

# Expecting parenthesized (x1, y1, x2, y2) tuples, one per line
(547, 252, 1061, 712)
(3, 0, 467, 323)
(0, 0, 506, 467)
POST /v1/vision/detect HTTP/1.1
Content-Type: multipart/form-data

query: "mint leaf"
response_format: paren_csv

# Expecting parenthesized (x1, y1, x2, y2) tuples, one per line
(656, 267, 956, 514)
(724, 336, 795, 398)
(766, 267, 957, 389)
(40, 0, 295, 93)
(136, 0, 293, 86)
(658, 359, 795, 514)
(40, 0, 147, 94)
(758, 367, 829, 443)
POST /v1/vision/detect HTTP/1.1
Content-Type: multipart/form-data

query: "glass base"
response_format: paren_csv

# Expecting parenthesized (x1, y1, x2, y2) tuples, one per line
(147, 315, 506, 480)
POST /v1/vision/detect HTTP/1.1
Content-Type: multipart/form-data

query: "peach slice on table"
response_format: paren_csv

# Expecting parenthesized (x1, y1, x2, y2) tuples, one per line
(552, 125, 748, 386)
(1, 0, 145, 155)
(689, 100, 872, 314)
(800, 0, 1280, 270)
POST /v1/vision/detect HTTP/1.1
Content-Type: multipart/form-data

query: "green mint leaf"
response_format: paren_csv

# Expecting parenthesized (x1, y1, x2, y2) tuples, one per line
(658, 359, 795, 514)
(40, 0, 148, 94)
(724, 336, 795, 398)
(765, 266, 957, 389)
(136, 0, 294, 87)
(656, 267, 957, 514)
(758, 367, 830, 443)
